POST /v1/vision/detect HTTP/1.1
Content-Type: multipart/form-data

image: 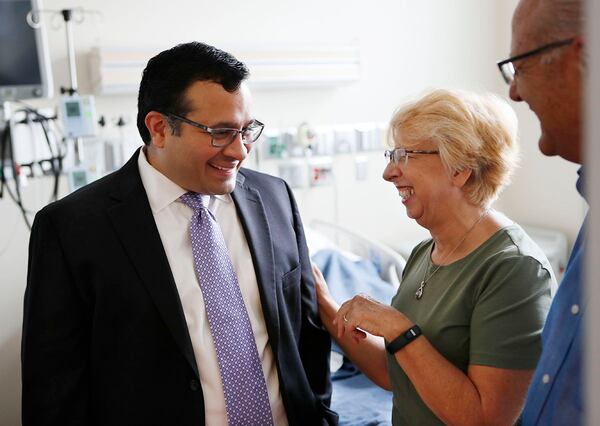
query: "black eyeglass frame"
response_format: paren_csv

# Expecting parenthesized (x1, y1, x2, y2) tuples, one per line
(384, 148, 439, 166)
(497, 38, 575, 84)
(162, 111, 265, 147)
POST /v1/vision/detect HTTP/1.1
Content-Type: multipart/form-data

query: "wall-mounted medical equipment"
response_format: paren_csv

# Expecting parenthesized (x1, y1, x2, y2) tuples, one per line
(1, 106, 63, 229)
(263, 131, 286, 159)
(311, 128, 336, 156)
(278, 160, 306, 189)
(257, 121, 386, 190)
(59, 95, 98, 138)
(308, 158, 334, 187)
(0, 0, 53, 102)
(355, 124, 385, 152)
(66, 166, 88, 192)
(261, 122, 386, 159)
(1, 5, 104, 228)
(28, 7, 102, 162)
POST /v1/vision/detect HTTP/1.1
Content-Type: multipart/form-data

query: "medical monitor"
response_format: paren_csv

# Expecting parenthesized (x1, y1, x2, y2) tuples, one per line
(0, 0, 53, 102)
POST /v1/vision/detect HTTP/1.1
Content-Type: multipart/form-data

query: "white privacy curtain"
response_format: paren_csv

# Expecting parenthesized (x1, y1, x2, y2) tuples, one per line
(585, 0, 600, 424)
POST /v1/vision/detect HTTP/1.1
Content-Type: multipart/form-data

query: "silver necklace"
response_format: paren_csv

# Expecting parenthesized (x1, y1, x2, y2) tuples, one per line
(415, 209, 490, 300)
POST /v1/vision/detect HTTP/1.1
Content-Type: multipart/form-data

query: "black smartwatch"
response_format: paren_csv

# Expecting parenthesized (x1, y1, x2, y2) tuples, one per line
(385, 324, 422, 355)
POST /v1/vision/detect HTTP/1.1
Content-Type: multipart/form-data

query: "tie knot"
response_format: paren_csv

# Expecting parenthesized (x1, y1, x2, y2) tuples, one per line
(180, 192, 209, 211)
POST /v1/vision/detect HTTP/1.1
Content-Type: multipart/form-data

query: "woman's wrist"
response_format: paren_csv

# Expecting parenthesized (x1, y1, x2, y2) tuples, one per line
(317, 294, 339, 326)
(383, 310, 413, 342)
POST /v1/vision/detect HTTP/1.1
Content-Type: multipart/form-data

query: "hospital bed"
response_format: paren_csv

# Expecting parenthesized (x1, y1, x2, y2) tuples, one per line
(307, 220, 406, 288)
(306, 220, 408, 426)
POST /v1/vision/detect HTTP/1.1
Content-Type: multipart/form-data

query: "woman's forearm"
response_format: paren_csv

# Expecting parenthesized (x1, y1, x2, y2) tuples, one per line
(332, 293, 531, 425)
(395, 337, 485, 425)
(393, 336, 531, 426)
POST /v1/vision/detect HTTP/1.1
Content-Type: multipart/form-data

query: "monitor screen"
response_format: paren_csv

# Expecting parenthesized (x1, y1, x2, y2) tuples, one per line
(65, 100, 81, 117)
(0, 0, 53, 102)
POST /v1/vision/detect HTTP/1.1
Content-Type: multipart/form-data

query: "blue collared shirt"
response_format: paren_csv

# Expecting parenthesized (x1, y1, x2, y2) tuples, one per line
(522, 167, 586, 425)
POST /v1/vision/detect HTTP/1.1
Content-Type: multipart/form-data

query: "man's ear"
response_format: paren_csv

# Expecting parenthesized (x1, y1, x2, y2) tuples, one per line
(144, 111, 169, 148)
(560, 36, 585, 72)
(451, 168, 472, 188)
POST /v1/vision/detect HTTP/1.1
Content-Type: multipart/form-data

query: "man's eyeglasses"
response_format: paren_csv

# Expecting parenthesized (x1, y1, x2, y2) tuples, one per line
(384, 147, 439, 166)
(497, 38, 575, 84)
(163, 112, 265, 148)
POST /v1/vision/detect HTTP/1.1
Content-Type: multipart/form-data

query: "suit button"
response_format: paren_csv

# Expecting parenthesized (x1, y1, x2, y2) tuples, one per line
(190, 379, 200, 391)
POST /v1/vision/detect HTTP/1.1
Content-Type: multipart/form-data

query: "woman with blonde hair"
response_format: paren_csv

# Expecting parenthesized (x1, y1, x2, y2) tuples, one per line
(313, 89, 555, 425)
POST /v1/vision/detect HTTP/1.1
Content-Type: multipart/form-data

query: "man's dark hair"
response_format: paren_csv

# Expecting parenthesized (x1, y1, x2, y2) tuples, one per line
(136, 41, 249, 144)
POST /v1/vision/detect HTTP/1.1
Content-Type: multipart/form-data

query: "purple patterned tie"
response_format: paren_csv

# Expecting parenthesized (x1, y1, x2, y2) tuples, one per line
(180, 192, 274, 426)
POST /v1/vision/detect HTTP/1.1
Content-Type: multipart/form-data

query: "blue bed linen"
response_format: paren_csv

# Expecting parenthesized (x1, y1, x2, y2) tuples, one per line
(330, 359, 393, 426)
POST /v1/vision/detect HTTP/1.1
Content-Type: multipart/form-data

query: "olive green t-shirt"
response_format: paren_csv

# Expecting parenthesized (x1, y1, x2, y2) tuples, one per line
(387, 225, 556, 425)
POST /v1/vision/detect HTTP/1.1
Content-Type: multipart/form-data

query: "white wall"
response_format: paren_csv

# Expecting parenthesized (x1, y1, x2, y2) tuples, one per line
(0, 1, 587, 424)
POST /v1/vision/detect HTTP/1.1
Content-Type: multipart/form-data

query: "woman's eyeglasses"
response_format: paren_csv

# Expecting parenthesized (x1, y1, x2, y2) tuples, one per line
(384, 148, 439, 166)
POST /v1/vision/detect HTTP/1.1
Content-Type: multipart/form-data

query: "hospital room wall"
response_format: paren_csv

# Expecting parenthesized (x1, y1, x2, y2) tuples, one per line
(23, 0, 587, 244)
(0, 1, 586, 425)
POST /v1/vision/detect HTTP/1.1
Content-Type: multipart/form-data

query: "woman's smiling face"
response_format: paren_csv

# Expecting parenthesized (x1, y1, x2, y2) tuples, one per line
(382, 138, 457, 228)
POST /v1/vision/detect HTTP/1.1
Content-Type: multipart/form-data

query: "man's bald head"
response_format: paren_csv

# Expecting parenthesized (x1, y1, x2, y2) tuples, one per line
(513, 0, 581, 48)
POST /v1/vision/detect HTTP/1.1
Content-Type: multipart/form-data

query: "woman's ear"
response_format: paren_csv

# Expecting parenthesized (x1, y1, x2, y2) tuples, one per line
(144, 111, 169, 148)
(451, 168, 472, 188)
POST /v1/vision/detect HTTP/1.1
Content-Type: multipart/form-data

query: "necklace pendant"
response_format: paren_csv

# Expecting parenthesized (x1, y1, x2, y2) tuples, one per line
(415, 281, 425, 300)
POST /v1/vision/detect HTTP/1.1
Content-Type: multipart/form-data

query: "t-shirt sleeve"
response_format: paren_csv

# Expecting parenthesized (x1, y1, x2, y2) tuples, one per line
(469, 255, 554, 369)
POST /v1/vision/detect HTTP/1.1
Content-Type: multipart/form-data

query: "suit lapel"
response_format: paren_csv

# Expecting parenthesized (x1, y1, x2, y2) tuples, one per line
(232, 176, 281, 352)
(106, 151, 199, 378)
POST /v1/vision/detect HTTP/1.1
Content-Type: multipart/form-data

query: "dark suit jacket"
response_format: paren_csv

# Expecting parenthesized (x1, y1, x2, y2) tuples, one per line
(22, 149, 337, 426)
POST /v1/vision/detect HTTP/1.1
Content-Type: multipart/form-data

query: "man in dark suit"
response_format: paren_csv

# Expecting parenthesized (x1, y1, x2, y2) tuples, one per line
(22, 41, 337, 426)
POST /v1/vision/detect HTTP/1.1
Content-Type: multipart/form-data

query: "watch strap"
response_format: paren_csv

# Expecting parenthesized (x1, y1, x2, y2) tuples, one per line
(385, 324, 422, 355)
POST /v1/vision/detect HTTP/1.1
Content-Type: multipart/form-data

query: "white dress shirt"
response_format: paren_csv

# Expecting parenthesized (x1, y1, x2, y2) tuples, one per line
(137, 149, 287, 425)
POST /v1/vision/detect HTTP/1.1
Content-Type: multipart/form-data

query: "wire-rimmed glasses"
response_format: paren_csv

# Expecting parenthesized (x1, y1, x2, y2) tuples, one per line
(497, 38, 575, 84)
(384, 147, 439, 166)
(163, 112, 265, 147)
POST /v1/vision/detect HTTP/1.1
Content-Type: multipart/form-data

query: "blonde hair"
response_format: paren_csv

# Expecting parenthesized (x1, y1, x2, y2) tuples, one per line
(388, 89, 519, 206)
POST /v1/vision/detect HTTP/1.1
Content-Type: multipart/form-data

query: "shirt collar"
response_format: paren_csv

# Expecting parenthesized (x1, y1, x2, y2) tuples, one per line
(137, 148, 233, 213)
(213, 193, 232, 204)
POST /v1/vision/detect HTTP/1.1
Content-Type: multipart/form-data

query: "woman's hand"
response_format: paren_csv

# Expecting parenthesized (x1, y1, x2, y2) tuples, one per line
(312, 265, 393, 390)
(311, 263, 332, 305)
(334, 294, 412, 343)
(311, 263, 340, 327)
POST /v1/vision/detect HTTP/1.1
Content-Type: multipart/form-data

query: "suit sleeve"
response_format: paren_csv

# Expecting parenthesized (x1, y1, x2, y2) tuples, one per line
(285, 182, 338, 425)
(22, 209, 90, 425)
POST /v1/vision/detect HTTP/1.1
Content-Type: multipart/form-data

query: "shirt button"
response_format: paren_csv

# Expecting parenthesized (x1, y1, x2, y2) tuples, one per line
(190, 379, 200, 391)
(542, 374, 550, 384)
(571, 304, 580, 315)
